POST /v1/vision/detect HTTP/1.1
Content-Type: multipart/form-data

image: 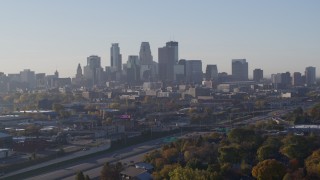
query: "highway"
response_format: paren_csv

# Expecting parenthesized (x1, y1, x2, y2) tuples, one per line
(22, 137, 167, 180)
(61, 152, 147, 180)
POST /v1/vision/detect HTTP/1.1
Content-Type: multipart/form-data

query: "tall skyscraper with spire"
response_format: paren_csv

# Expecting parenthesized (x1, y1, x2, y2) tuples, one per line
(110, 43, 122, 71)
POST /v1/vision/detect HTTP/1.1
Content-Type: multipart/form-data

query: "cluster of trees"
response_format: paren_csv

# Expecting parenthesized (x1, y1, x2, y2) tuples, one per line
(286, 105, 320, 125)
(100, 162, 124, 180)
(0, 92, 85, 113)
(75, 171, 91, 180)
(144, 127, 320, 179)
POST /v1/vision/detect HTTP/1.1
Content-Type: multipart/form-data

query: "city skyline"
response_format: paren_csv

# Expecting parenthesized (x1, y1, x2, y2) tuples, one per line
(0, 1, 319, 77)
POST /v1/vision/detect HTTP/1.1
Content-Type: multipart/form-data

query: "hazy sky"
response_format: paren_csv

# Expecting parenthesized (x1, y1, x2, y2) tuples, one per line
(0, 1, 319, 78)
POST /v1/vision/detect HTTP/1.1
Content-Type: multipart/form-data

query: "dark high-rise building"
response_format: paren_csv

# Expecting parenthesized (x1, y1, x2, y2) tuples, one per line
(110, 43, 122, 71)
(232, 59, 248, 81)
(205, 65, 218, 81)
(282, 72, 292, 87)
(305, 66, 316, 86)
(185, 60, 203, 84)
(165, 41, 178, 64)
(126, 55, 140, 84)
(253, 68, 263, 82)
(139, 42, 155, 81)
(139, 42, 153, 65)
(271, 72, 291, 89)
(158, 42, 177, 82)
(292, 72, 303, 86)
(76, 63, 83, 78)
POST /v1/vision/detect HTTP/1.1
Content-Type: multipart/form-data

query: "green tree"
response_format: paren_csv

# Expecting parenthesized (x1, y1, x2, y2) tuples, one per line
(218, 144, 241, 164)
(305, 149, 320, 178)
(252, 159, 286, 180)
(162, 148, 178, 163)
(25, 124, 40, 137)
(75, 171, 85, 180)
(84, 175, 90, 180)
(257, 144, 279, 162)
(227, 128, 261, 144)
(52, 103, 64, 112)
(100, 162, 123, 180)
(169, 166, 221, 180)
(157, 164, 179, 180)
(280, 135, 317, 162)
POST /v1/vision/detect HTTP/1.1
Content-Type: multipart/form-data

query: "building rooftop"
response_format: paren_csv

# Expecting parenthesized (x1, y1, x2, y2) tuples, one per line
(135, 162, 154, 170)
(120, 166, 148, 178)
(0, 132, 11, 138)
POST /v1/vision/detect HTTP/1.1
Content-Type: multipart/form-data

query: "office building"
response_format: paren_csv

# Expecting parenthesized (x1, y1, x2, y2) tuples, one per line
(305, 66, 316, 86)
(84, 55, 103, 86)
(158, 42, 177, 82)
(139, 42, 153, 65)
(165, 41, 178, 64)
(139, 42, 155, 81)
(253, 69, 263, 82)
(126, 55, 140, 84)
(232, 59, 248, 81)
(186, 60, 203, 84)
(271, 72, 291, 89)
(292, 72, 303, 86)
(110, 43, 122, 71)
(20, 69, 36, 89)
(205, 65, 218, 81)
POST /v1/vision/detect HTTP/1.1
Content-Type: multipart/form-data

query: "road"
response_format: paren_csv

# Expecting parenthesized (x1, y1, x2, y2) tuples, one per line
(62, 152, 147, 180)
(2, 140, 111, 179)
(23, 137, 168, 180)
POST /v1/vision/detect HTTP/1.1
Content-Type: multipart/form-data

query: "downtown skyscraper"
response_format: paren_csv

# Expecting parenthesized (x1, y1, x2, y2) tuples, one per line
(305, 66, 316, 86)
(232, 59, 248, 81)
(205, 65, 218, 81)
(139, 42, 153, 65)
(253, 68, 263, 82)
(110, 43, 122, 72)
(139, 42, 156, 81)
(83, 55, 103, 86)
(158, 41, 178, 83)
